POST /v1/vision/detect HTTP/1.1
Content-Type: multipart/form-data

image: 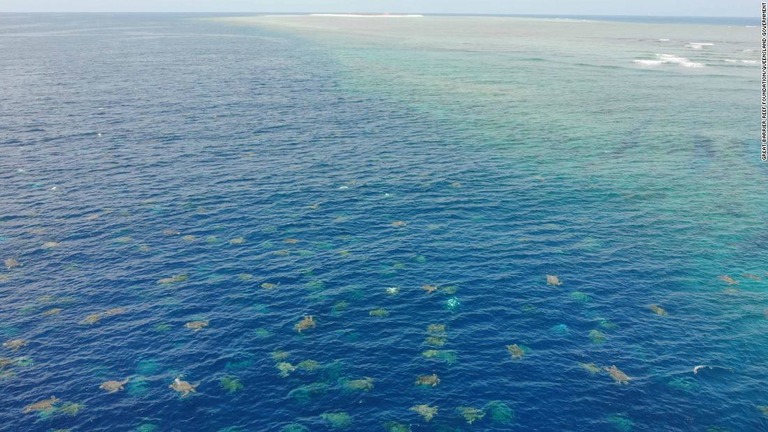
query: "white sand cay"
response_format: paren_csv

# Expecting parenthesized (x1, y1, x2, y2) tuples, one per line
(309, 14, 424, 18)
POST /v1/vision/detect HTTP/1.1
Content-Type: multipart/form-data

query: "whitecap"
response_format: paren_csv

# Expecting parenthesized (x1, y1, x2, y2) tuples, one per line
(742, 60, 758, 65)
(658, 38, 670, 42)
(686, 42, 714, 50)
(633, 54, 705, 69)
(633, 59, 665, 66)
(724, 59, 738, 63)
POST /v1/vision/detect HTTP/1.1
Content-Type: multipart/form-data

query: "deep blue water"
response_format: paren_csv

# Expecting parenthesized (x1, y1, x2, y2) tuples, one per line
(0, 13, 767, 432)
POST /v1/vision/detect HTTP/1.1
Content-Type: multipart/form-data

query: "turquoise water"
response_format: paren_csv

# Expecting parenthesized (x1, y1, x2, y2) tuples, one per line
(0, 13, 766, 431)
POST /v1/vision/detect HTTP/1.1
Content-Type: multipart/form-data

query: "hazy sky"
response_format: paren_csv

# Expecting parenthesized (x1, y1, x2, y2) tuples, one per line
(0, 0, 756, 17)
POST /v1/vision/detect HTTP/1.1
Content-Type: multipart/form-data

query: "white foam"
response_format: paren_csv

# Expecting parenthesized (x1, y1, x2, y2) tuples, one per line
(686, 42, 714, 50)
(742, 60, 758, 65)
(633, 54, 704, 68)
(658, 38, 670, 42)
(724, 59, 738, 63)
(633, 59, 665, 66)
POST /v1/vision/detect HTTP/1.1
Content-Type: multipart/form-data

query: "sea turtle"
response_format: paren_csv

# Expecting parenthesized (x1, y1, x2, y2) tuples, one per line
(261, 282, 278, 290)
(605, 365, 631, 384)
(385, 287, 400, 295)
(80, 314, 102, 325)
(22, 396, 58, 413)
(229, 237, 246, 245)
(744, 273, 762, 281)
(100, 378, 130, 393)
(369, 308, 389, 317)
(102, 307, 127, 317)
(649, 304, 668, 316)
(588, 329, 606, 344)
(579, 362, 602, 374)
(185, 321, 208, 331)
(0, 358, 14, 369)
(181, 235, 196, 242)
(295, 316, 316, 333)
(4, 258, 20, 269)
(425, 336, 446, 347)
(422, 284, 438, 294)
(758, 405, 768, 417)
(391, 221, 407, 228)
(546, 275, 562, 286)
(162, 229, 181, 236)
(276, 362, 296, 378)
(169, 377, 197, 397)
(718, 275, 738, 285)
(427, 324, 446, 334)
(284, 238, 300, 244)
(297, 360, 320, 371)
(42, 242, 60, 249)
(344, 377, 374, 391)
(506, 344, 525, 359)
(415, 374, 440, 387)
(410, 404, 438, 421)
(41, 308, 63, 317)
(457, 406, 485, 424)
(3, 339, 27, 351)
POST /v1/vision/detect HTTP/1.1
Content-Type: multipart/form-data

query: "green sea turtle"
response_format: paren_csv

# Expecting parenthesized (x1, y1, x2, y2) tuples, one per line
(427, 324, 446, 334)
(4, 258, 20, 269)
(422, 284, 438, 294)
(385, 287, 400, 295)
(185, 321, 208, 331)
(718, 275, 738, 285)
(588, 329, 606, 344)
(506, 344, 525, 359)
(391, 221, 407, 228)
(744, 273, 762, 281)
(102, 307, 127, 317)
(271, 350, 290, 361)
(295, 316, 316, 333)
(605, 365, 631, 384)
(41, 308, 63, 317)
(42, 242, 60, 249)
(80, 314, 102, 325)
(162, 229, 181, 236)
(425, 336, 446, 347)
(0, 358, 15, 369)
(344, 377, 374, 391)
(58, 402, 84, 416)
(181, 235, 196, 242)
(3, 339, 27, 351)
(297, 360, 320, 371)
(369, 308, 389, 317)
(415, 374, 440, 387)
(169, 377, 197, 397)
(261, 282, 278, 290)
(100, 378, 130, 393)
(546, 275, 562, 286)
(276, 362, 296, 377)
(284, 238, 300, 244)
(229, 237, 246, 245)
(158, 274, 188, 285)
(457, 406, 485, 424)
(649, 304, 668, 316)
(410, 404, 438, 421)
(579, 362, 602, 374)
(22, 396, 58, 413)
(758, 405, 768, 417)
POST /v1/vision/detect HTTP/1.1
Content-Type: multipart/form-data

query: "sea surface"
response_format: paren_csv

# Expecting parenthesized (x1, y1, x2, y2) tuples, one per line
(0, 13, 766, 432)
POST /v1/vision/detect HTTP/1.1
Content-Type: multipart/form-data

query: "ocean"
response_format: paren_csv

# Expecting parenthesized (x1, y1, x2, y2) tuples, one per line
(0, 13, 765, 432)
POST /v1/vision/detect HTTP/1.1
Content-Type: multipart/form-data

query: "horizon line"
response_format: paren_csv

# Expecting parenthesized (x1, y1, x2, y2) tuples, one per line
(0, 12, 756, 19)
